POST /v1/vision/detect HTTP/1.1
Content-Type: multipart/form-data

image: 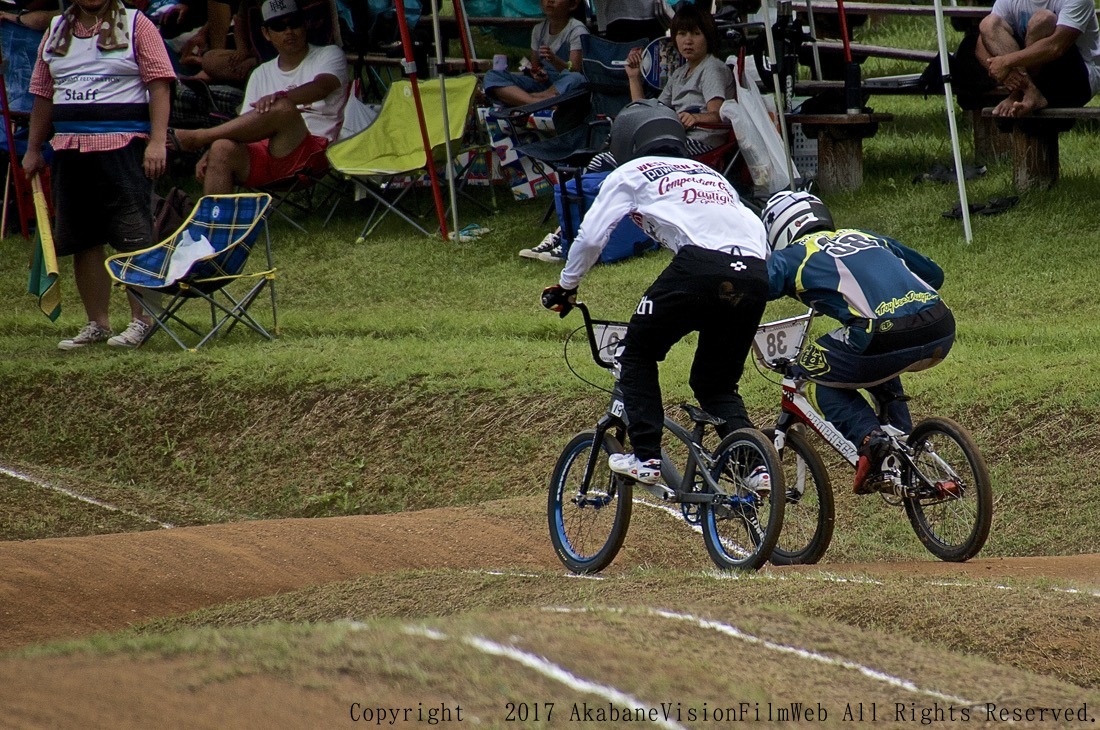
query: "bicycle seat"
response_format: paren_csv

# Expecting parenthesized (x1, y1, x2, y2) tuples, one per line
(680, 403, 725, 427)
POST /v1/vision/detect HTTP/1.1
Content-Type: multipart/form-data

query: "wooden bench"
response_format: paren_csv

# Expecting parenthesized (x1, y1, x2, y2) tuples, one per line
(980, 107, 1100, 191)
(787, 112, 894, 192)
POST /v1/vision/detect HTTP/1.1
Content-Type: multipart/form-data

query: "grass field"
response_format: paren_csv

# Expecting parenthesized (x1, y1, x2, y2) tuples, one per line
(1, 14, 1098, 727)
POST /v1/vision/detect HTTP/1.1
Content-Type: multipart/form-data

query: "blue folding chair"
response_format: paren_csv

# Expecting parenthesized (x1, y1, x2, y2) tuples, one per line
(105, 193, 277, 351)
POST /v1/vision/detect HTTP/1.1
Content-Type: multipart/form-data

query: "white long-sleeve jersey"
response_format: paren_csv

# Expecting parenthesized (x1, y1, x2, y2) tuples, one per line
(558, 156, 769, 291)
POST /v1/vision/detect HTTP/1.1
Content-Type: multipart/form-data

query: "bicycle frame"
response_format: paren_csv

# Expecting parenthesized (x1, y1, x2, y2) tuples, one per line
(574, 302, 738, 504)
(752, 310, 954, 500)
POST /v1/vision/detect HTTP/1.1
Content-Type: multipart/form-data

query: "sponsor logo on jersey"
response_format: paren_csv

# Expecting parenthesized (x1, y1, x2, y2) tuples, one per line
(875, 290, 938, 316)
(797, 342, 830, 376)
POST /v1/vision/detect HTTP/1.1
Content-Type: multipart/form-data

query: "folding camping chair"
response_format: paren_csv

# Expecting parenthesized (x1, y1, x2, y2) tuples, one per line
(104, 193, 277, 351)
(325, 73, 481, 240)
(0, 18, 45, 238)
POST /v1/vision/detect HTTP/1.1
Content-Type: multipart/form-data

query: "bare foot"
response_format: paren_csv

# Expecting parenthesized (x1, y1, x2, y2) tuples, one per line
(1006, 83, 1048, 117)
(992, 91, 1022, 117)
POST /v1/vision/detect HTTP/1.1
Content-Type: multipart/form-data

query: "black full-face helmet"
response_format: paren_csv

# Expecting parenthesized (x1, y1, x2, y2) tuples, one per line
(609, 99, 688, 165)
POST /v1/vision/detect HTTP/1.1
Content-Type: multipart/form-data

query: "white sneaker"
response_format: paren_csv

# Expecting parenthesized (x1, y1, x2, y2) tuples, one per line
(58, 322, 113, 351)
(107, 319, 152, 349)
(744, 465, 772, 495)
(519, 231, 560, 259)
(608, 453, 662, 485)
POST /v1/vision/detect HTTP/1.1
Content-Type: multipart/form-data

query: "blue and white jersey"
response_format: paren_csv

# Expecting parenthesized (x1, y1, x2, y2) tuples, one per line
(559, 155, 768, 290)
(767, 228, 945, 325)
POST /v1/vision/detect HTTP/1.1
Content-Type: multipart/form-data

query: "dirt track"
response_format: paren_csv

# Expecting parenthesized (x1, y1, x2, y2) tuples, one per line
(2, 504, 1097, 652)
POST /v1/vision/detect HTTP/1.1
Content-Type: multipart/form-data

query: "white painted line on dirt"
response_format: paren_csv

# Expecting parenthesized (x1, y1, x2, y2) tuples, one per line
(1052, 586, 1100, 598)
(633, 496, 701, 533)
(935, 580, 1099, 599)
(465, 569, 604, 581)
(651, 609, 978, 706)
(403, 624, 687, 730)
(0, 464, 174, 529)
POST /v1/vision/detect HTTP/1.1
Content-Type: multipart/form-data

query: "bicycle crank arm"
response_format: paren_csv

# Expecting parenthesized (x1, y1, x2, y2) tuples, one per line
(639, 482, 677, 501)
(636, 482, 721, 505)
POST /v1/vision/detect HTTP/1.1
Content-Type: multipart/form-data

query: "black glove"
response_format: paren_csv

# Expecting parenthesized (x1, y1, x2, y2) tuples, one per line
(541, 285, 577, 318)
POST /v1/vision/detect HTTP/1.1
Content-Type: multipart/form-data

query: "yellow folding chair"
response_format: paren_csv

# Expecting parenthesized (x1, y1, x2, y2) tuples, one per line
(325, 74, 483, 241)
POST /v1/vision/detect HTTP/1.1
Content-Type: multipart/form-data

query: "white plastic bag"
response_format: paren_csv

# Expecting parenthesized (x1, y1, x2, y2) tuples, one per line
(719, 61, 795, 195)
(165, 229, 215, 285)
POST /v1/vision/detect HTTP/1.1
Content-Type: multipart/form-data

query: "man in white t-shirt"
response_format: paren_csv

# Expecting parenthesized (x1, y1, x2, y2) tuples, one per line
(977, 0, 1100, 116)
(173, 0, 348, 193)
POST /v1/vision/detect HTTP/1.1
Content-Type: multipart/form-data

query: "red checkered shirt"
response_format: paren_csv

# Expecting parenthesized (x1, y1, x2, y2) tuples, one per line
(29, 12, 176, 152)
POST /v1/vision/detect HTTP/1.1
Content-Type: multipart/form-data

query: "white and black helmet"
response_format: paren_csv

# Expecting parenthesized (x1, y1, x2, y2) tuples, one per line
(609, 99, 687, 165)
(761, 190, 834, 251)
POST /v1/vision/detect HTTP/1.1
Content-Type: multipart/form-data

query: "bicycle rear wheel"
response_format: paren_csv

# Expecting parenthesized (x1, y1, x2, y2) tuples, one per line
(903, 417, 992, 562)
(548, 430, 633, 574)
(701, 428, 785, 571)
(765, 428, 835, 566)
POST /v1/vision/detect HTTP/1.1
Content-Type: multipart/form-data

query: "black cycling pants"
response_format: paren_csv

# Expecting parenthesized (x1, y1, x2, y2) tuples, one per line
(617, 246, 769, 462)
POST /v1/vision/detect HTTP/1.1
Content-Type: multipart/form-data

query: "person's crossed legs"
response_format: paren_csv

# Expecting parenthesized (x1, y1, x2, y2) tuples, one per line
(978, 9, 1058, 117)
(173, 95, 310, 194)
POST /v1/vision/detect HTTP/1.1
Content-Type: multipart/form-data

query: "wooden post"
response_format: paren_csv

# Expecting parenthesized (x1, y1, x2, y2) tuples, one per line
(1011, 125, 1059, 191)
(970, 109, 1010, 165)
(788, 113, 893, 193)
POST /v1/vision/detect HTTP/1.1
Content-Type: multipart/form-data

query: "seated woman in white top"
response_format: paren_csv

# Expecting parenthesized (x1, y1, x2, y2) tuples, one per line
(625, 3, 733, 154)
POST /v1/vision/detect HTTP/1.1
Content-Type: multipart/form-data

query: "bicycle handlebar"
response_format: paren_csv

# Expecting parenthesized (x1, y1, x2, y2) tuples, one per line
(569, 301, 629, 372)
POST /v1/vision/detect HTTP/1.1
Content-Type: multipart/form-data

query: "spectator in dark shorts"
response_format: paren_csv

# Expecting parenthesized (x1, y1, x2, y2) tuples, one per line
(22, 0, 175, 350)
(170, 0, 348, 194)
(975, 0, 1100, 116)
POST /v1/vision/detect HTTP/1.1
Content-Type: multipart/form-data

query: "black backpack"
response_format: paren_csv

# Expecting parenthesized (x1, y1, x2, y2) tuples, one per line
(151, 187, 195, 242)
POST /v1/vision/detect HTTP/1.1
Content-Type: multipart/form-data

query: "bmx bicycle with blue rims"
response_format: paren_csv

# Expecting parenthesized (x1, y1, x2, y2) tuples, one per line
(547, 301, 785, 574)
(752, 310, 993, 564)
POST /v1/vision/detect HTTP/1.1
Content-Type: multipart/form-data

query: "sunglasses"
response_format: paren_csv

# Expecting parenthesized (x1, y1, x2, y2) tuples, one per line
(265, 14, 303, 32)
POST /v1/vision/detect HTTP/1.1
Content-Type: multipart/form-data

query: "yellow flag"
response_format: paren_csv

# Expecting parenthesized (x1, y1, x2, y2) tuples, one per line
(26, 175, 60, 322)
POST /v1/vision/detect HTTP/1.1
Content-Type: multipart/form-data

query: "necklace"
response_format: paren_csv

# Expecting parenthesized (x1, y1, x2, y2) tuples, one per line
(77, 9, 106, 31)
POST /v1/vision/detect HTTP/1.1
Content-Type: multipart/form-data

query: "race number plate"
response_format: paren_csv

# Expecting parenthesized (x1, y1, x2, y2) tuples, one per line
(752, 313, 812, 370)
(592, 321, 629, 370)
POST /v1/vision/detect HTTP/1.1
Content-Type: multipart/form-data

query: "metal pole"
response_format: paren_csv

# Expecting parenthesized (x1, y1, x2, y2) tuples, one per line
(933, 0, 973, 241)
(762, 0, 797, 189)
(394, 0, 450, 240)
(428, 0, 460, 238)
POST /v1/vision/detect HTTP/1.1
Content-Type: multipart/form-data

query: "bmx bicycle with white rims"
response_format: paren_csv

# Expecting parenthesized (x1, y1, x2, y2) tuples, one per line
(547, 301, 785, 574)
(752, 310, 992, 564)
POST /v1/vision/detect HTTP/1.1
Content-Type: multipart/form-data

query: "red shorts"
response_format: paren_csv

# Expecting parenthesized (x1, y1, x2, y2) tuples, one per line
(244, 134, 328, 187)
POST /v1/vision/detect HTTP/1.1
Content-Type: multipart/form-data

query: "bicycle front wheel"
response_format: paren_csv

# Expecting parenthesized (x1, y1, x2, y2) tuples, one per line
(903, 417, 992, 562)
(765, 428, 835, 566)
(548, 430, 632, 574)
(701, 428, 785, 571)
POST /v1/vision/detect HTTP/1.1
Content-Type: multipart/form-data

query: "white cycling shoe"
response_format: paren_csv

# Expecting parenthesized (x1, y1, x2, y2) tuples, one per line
(608, 453, 662, 485)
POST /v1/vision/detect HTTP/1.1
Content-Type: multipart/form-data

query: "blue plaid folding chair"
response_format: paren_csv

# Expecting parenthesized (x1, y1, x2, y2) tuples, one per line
(105, 193, 276, 351)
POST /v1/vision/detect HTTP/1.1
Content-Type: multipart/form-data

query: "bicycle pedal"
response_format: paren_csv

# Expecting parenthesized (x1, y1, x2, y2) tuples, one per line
(935, 479, 962, 498)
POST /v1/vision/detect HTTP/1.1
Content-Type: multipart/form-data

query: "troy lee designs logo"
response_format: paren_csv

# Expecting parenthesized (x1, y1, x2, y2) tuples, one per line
(875, 290, 939, 316)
